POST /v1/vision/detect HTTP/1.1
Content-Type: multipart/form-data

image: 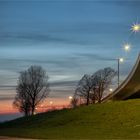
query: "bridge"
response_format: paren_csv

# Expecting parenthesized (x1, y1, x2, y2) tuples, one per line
(102, 53, 140, 102)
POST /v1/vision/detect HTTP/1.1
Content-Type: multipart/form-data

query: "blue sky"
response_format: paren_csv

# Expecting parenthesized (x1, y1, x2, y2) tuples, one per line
(0, 0, 140, 120)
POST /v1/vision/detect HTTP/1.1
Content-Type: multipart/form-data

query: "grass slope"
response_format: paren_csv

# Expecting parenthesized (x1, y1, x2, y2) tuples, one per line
(1, 99, 140, 139)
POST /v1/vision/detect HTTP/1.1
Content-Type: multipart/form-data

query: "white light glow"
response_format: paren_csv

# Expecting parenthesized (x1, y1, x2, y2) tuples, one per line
(49, 101, 53, 105)
(123, 43, 131, 52)
(69, 96, 73, 100)
(131, 23, 140, 33)
(109, 88, 113, 92)
(119, 58, 124, 63)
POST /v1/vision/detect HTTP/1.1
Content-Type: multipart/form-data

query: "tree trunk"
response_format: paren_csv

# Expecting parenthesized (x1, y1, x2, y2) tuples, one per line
(86, 91, 90, 105)
(24, 109, 29, 117)
(31, 105, 35, 115)
(31, 100, 35, 115)
(98, 98, 101, 103)
(31, 95, 35, 115)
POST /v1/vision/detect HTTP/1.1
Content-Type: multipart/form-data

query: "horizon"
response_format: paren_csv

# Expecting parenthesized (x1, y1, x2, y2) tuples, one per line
(0, 0, 140, 121)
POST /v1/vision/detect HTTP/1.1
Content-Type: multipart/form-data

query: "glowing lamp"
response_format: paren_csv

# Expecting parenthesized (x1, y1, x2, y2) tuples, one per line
(131, 23, 140, 33)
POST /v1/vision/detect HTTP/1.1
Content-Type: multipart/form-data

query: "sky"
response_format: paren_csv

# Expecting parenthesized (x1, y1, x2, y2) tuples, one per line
(0, 0, 140, 121)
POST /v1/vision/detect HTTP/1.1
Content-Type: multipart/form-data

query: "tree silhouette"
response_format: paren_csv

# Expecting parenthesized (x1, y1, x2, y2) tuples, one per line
(75, 74, 93, 105)
(75, 67, 116, 105)
(91, 67, 116, 103)
(13, 65, 50, 116)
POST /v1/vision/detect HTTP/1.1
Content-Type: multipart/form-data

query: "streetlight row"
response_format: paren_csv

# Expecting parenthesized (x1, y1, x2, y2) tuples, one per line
(109, 21, 140, 92)
(44, 22, 140, 102)
(36, 22, 140, 107)
(37, 96, 73, 108)
(123, 22, 140, 52)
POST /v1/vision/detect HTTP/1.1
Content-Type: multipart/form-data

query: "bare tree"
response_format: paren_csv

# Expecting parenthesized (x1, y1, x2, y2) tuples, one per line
(91, 67, 116, 103)
(75, 74, 94, 105)
(13, 65, 50, 116)
(75, 67, 116, 105)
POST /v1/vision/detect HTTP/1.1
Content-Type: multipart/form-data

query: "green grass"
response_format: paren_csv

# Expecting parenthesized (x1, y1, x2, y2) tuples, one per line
(1, 99, 140, 139)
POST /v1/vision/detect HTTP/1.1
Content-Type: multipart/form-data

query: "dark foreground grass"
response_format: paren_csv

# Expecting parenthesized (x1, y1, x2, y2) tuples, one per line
(1, 99, 140, 139)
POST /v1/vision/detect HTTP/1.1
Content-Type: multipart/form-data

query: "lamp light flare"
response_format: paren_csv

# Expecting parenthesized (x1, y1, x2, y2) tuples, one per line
(123, 43, 131, 52)
(119, 58, 124, 63)
(49, 101, 53, 105)
(131, 23, 140, 33)
(109, 88, 113, 92)
(69, 96, 73, 100)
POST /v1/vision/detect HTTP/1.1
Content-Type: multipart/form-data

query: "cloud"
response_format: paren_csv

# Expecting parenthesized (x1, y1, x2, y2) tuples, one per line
(0, 32, 66, 42)
(0, 32, 99, 45)
(76, 53, 119, 61)
(0, 0, 139, 109)
(0, 17, 127, 46)
(50, 80, 77, 87)
(0, 57, 80, 75)
(0, 85, 16, 90)
(0, 96, 14, 101)
(0, 92, 15, 101)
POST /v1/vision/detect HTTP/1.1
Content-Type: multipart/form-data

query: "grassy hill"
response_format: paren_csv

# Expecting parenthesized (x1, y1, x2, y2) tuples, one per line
(1, 99, 140, 139)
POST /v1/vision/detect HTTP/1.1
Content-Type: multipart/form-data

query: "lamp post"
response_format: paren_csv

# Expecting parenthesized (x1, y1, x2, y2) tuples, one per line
(68, 96, 73, 108)
(108, 57, 124, 87)
(117, 58, 124, 87)
(49, 101, 53, 109)
(117, 58, 120, 87)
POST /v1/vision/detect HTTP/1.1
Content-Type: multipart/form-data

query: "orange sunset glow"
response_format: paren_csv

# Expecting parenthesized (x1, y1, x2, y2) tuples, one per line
(0, 97, 71, 114)
(0, 0, 139, 124)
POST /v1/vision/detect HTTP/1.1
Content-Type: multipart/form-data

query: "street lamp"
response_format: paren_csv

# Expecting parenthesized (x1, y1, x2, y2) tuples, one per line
(131, 23, 140, 33)
(123, 43, 131, 52)
(69, 96, 73, 100)
(117, 58, 124, 87)
(109, 57, 124, 87)
(50, 101, 53, 105)
(49, 101, 53, 110)
(109, 88, 113, 92)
